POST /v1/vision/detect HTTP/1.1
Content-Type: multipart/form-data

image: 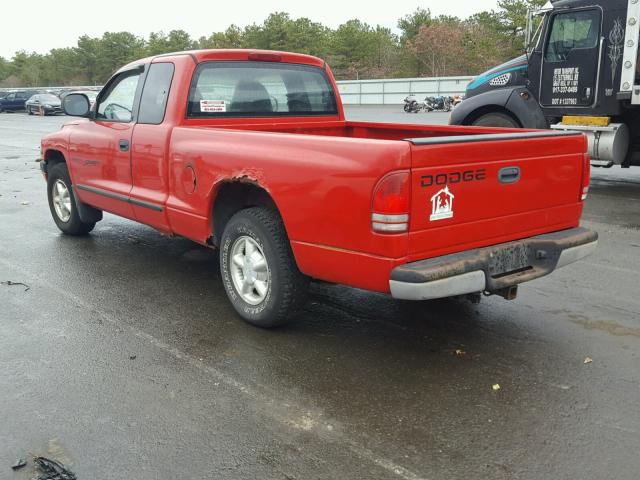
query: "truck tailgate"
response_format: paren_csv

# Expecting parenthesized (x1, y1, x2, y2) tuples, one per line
(406, 131, 588, 260)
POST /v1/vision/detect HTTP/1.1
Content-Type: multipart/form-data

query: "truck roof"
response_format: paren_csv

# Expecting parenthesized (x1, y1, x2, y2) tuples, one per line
(550, 0, 627, 9)
(117, 49, 326, 73)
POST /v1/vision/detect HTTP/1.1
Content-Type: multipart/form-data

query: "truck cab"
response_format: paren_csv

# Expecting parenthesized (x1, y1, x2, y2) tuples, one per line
(451, 0, 640, 168)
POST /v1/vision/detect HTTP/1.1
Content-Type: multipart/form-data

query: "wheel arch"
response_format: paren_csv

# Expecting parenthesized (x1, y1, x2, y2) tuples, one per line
(209, 179, 283, 247)
(44, 148, 66, 168)
(463, 105, 523, 127)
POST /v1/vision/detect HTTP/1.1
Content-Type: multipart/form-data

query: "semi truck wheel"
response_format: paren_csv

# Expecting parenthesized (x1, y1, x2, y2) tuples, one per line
(472, 112, 520, 128)
(220, 207, 308, 328)
(47, 163, 96, 235)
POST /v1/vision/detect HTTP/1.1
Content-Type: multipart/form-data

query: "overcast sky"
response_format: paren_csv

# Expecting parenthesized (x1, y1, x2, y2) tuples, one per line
(1, 0, 499, 59)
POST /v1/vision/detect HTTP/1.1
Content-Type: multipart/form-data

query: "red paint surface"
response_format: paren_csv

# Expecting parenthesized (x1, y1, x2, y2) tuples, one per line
(42, 49, 588, 294)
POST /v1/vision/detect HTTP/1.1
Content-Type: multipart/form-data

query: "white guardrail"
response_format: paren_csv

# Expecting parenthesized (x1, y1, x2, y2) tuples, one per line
(1, 77, 474, 106)
(335, 76, 473, 105)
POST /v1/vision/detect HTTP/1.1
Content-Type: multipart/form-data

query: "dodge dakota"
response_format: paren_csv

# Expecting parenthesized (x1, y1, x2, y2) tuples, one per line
(40, 49, 598, 327)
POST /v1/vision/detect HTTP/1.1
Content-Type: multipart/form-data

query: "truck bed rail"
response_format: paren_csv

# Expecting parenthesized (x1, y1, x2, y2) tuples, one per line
(405, 130, 583, 146)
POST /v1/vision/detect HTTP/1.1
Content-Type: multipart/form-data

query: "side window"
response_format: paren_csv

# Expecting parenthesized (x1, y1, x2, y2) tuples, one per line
(97, 71, 142, 122)
(545, 10, 600, 62)
(138, 63, 175, 124)
(6, 93, 15, 100)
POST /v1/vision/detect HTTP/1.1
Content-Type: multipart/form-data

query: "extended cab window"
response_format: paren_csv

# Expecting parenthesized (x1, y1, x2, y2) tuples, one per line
(545, 10, 600, 62)
(188, 61, 338, 117)
(138, 63, 174, 124)
(97, 70, 141, 122)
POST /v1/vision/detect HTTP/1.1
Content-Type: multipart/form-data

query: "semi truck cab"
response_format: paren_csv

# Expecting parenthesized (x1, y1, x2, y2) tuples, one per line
(450, 0, 640, 169)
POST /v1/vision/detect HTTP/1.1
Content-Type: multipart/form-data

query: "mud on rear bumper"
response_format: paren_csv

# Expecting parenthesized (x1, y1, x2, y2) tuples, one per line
(390, 227, 598, 301)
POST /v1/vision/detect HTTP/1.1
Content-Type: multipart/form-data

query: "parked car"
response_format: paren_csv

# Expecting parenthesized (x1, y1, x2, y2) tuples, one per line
(0, 90, 33, 112)
(40, 49, 597, 328)
(25, 93, 63, 115)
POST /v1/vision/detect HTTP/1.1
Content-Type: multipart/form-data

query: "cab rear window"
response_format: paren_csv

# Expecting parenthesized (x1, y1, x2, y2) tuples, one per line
(187, 61, 338, 117)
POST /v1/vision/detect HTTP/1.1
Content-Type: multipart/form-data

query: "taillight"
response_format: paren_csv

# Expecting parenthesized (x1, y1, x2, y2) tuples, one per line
(581, 153, 591, 201)
(371, 171, 410, 233)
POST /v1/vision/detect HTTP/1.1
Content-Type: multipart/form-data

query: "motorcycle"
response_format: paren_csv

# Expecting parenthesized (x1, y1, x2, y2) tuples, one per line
(404, 94, 453, 113)
(403, 95, 421, 113)
(423, 96, 452, 112)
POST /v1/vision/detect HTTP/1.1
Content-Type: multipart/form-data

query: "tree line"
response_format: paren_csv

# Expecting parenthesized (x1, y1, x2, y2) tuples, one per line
(0, 0, 544, 87)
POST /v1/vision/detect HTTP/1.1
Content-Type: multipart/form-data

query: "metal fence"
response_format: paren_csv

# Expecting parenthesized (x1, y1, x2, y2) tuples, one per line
(0, 86, 101, 93)
(335, 76, 473, 105)
(1, 77, 474, 106)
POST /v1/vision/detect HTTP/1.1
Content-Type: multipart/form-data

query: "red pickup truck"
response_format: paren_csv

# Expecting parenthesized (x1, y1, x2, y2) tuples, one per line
(41, 49, 597, 327)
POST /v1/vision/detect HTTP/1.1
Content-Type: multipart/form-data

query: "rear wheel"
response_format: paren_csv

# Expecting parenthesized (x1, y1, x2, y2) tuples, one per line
(47, 163, 96, 235)
(472, 112, 520, 128)
(220, 207, 308, 328)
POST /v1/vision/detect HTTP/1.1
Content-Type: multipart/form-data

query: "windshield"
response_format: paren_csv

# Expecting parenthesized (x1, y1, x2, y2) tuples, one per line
(188, 61, 338, 117)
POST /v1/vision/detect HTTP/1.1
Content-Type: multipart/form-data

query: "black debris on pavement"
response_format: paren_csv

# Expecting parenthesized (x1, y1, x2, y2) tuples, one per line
(11, 458, 27, 470)
(129, 355, 137, 360)
(1, 280, 30, 292)
(33, 457, 77, 480)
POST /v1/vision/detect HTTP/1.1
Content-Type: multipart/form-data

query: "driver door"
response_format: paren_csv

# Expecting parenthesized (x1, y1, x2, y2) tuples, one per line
(69, 67, 143, 219)
(540, 8, 602, 108)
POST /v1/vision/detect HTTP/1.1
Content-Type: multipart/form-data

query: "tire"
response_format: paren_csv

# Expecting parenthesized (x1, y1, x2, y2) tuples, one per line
(47, 163, 96, 235)
(472, 112, 520, 128)
(220, 207, 309, 328)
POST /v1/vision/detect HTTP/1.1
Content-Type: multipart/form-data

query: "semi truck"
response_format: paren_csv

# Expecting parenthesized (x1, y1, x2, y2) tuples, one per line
(450, 0, 640, 169)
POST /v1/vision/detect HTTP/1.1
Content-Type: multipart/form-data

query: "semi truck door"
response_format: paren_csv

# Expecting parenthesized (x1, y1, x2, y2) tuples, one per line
(540, 9, 602, 108)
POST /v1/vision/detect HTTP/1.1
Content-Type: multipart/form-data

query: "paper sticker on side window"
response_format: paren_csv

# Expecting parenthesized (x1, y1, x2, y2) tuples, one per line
(200, 100, 226, 112)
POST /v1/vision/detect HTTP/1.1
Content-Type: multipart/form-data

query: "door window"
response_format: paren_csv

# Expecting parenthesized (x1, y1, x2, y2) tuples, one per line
(545, 10, 600, 62)
(97, 71, 142, 122)
(138, 63, 174, 124)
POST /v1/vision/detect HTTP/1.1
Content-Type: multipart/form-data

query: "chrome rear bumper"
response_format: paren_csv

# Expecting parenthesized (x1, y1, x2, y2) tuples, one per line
(390, 227, 598, 301)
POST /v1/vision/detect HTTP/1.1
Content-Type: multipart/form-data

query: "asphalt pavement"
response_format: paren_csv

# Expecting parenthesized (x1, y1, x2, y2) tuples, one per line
(1, 107, 639, 480)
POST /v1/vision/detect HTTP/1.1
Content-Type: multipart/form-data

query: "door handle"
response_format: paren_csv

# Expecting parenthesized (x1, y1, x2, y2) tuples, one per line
(119, 139, 129, 152)
(498, 166, 521, 184)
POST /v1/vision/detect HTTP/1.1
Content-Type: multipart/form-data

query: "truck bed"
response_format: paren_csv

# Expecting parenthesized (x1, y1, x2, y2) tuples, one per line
(192, 119, 519, 141)
(170, 120, 588, 292)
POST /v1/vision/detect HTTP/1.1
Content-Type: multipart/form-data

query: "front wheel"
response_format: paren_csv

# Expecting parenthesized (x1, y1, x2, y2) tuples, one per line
(472, 112, 520, 128)
(220, 207, 308, 328)
(47, 163, 96, 235)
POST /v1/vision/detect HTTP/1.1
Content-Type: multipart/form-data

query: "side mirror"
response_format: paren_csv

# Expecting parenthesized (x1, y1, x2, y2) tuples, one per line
(63, 93, 91, 117)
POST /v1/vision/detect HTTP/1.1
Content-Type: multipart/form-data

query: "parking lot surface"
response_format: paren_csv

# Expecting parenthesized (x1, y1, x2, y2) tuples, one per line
(1, 107, 639, 479)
